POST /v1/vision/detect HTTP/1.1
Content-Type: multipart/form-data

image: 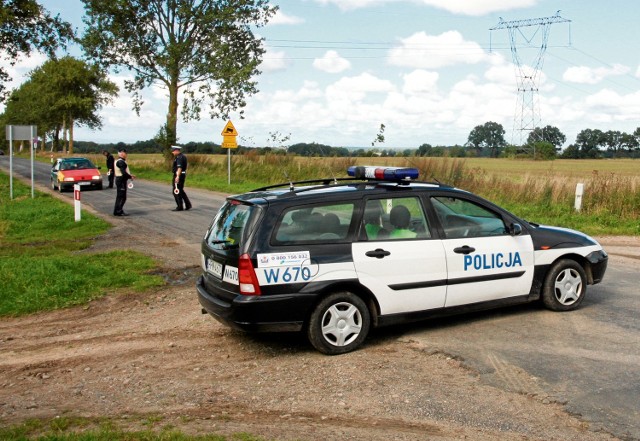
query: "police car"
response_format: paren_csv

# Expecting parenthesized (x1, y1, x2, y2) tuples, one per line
(197, 166, 608, 355)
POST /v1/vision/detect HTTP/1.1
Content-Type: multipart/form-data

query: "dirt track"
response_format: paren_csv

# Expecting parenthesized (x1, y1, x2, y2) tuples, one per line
(0, 223, 633, 440)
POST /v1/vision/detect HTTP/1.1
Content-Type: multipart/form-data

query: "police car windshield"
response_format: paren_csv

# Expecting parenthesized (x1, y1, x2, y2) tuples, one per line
(206, 202, 252, 249)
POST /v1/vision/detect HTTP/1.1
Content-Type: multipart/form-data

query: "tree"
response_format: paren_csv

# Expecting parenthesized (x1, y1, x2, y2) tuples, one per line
(1, 56, 118, 152)
(601, 130, 638, 158)
(620, 132, 639, 156)
(526, 125, 566, 149)
(575, 128, 604, 158)
(417, 143, 432, 156)
(0, 0, 73, 100)
(633, 127, 640, 155)
(80, 0, 277, 154)
(560, 144, 581, 159)
(371, 123, 385, 147)
(467, 121, 506, 157)
(531, 141, 556, 160)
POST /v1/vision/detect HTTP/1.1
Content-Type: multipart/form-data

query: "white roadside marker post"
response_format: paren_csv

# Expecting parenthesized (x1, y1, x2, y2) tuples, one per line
(574, 183, 584, 212)
(74, 184, 81, 221)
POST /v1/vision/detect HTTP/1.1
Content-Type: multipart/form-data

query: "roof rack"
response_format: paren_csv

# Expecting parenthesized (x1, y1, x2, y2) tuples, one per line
(252, 177, 357, 192)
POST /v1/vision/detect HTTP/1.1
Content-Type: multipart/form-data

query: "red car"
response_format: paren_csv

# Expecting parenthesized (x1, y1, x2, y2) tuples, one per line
(51, 157, 103, 192)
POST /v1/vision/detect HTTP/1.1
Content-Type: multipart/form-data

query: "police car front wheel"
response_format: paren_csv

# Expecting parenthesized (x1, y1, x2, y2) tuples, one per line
(307, 292, 371, 355)
(542, 259, 587, 311)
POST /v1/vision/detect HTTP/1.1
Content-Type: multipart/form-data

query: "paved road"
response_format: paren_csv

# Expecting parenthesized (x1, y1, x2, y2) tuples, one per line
(2, 156, 639, 440)
(0, 155, 227, 265)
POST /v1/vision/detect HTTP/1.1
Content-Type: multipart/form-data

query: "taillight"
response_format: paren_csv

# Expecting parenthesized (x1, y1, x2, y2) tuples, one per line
(238, 254, 261, 295)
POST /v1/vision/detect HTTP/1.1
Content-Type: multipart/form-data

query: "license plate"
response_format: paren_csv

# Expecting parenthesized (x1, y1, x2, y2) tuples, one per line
(206, 259, 223, 278)
(78, 182, 90, 186)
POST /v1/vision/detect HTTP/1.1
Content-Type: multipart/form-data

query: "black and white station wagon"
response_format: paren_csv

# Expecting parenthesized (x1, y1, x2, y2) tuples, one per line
(197, 166, 608, 354)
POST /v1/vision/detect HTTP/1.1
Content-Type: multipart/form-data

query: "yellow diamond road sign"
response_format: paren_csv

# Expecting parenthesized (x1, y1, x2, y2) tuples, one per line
(221, 120, 238, 137)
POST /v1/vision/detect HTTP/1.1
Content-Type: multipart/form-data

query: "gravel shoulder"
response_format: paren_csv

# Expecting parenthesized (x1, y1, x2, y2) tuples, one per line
(1, 219, 636, 440)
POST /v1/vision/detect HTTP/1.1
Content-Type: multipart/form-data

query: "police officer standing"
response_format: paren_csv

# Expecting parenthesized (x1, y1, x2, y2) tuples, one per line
(171, 145, 192, 211)
(113, 148, 135, 216)
(102, 149, 115, 188)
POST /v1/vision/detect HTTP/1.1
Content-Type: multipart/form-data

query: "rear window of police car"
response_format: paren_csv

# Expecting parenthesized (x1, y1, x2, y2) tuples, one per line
(206, 202, 253, 249)
(274, 203, 355, 244)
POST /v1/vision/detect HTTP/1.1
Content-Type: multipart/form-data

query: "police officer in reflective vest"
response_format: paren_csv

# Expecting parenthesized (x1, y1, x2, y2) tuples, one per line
(113, 148, 135, 216)
(171, 145, 192, 211)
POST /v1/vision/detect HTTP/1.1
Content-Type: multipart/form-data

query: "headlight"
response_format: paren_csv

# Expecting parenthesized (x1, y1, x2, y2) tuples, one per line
(63, 177, 75, 182)
(92, 175, 101, 180)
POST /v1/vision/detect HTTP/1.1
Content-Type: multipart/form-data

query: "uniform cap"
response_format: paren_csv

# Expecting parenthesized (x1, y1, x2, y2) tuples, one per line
(118, 147, 127, 153)
(171, 145, 182, 150)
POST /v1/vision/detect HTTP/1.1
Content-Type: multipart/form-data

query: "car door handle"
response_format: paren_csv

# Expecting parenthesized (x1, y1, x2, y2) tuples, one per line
(365, 248, 391, 259)
(453, 246, 475, 255)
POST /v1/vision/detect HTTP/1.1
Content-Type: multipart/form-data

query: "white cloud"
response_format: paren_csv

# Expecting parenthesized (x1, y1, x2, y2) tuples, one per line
(268, 10, 305, 25)
(326, 72, 396, 103)
(313, 0, 537, 15)
(563, 64, 630, 85)
(313, 51, 351, 73)
(313, 0, 386, 11)
(261, 48, 289, 72)
(583, 89, 640, 121)
(0, 52, 48, 109)
(388, 31, 488, 69)
(483, 56, 514, 84)
(415, 0, 537, 16)
(401, 70, 439, 94)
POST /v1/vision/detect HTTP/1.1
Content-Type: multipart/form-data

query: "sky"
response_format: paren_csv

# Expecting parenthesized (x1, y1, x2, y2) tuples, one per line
(3, 0, 640, 149)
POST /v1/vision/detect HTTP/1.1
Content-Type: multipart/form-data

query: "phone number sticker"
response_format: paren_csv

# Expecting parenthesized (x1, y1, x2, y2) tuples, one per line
(257, 251, 310, 268)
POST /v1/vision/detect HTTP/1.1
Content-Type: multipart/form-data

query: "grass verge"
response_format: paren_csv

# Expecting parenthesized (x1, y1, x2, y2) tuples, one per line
(0, 173, 164, 316)
(0, 416, 273, 440)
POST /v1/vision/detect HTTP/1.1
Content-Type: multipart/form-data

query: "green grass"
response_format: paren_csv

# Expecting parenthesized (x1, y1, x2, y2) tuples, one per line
(0, 416, 276, 441)
(0, 174, 164, 316)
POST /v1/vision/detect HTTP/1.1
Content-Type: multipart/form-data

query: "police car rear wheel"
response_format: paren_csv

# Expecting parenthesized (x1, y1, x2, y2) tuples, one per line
(542, 259, 587, 311)
(307, 292, 371, 355)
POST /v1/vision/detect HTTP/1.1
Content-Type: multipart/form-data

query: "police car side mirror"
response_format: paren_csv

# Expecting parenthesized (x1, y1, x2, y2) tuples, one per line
(509, 223, 522, 236)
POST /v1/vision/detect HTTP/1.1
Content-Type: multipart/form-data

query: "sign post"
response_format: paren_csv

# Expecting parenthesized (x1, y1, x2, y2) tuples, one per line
(220, 121, 239, 185)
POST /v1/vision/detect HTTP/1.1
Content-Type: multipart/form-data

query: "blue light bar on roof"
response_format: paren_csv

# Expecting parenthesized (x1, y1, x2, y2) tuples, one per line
(347, 166, 420, 181)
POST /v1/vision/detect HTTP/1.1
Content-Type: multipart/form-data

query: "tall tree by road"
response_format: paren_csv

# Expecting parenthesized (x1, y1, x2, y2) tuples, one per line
(0, 0, 73, 101)
(80, 0, 277, 154)
(0, 56, 118, 153)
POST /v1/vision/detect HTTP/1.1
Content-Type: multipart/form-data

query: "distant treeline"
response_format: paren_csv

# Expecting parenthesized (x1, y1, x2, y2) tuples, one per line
(63, 140, 640, 159)
(66, 140, 379, 157)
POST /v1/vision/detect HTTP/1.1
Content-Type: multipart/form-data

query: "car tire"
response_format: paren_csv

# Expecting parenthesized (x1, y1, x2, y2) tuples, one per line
(542, 259, 587, 311)
(51, 179, 57, 191)
(58, 183, 64, 193)
(307, 291, 371, 355)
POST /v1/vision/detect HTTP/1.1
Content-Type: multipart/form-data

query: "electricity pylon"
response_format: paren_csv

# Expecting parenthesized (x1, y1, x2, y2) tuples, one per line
(490, 12, 571, 146)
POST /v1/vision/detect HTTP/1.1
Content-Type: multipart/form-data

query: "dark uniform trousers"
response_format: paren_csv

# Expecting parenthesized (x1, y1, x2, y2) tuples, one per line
(114, 177, 127, 215)
(173, 172, 192, 210)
